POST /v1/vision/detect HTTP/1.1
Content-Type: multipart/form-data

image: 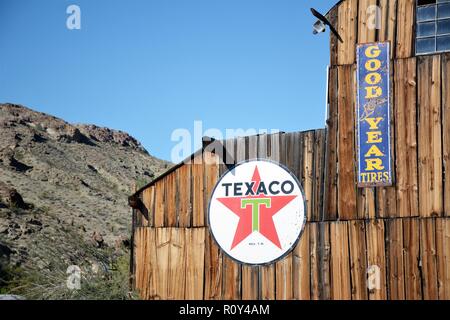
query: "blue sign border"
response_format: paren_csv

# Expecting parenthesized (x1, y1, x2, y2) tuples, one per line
(356, 42, 393, 187)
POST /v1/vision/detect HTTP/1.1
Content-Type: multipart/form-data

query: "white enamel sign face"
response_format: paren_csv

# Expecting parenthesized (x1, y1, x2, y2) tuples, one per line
(208, 160, 306, 265)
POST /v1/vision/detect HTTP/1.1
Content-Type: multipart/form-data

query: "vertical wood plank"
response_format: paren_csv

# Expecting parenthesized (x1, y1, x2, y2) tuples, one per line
(403, 218, 422, 300)
(204, 151, 219, 225)
(154, 180, 166, 227)
(310, 223, 320, 300)
(303, 131, 314, 222)
(319, 223, 332, 300)
(293, 224, 310, 300)
(386, 219, 405, 300)
(134, 228, 144, 297)
(144, 228, 158, 300)
(330, 221, 351, 299)
(204, 231, 223, 300)
(358, 0, 377, 44)
(222, 256, 241, 300)
(168, 228, 185, 300)
(443, 54, 450, 216)
(248, 135, 258, 160)
(396, 0, 415, 59)
(376, 187, 397, 218)
(418, 56, 443, 217)
(236, 136, 247, 162)
(379, 0, 398, 59)
(137, 228, 148, 298)
(313, 130, 325, 222)
(420, 218, 439, 300)
(337, 0, 358, 65)
(285, 132, 302, 179)
(260, 265, 275, 300)
(276, 254, 293, 300)
(269, 132, 282, 163)
(337, 65, 357, 220)
(324, 67, 339, 220)
(329, 6, 339, 66)
(366, 220, 387, 300)
(357, 188, 376, 220)
(155, 228, 171, 299)
(192, 154, 205, 226)
(395, 58, 418, 217)
(435, 218, 450, 300)
(134, 228, 144, 298)
(178, 165, 192, 227)
(165, 172, 178, 227)
(185, 228, 206, 300)
(241, 266, 259, 300)
(258, 134, 268, 161)
(348, 220, 368, 300)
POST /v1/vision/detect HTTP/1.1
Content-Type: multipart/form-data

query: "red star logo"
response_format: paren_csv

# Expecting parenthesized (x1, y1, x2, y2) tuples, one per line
(217, 166, 297, 250)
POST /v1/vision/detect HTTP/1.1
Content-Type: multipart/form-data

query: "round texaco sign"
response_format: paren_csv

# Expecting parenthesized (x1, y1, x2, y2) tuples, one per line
(208, 159, 306, 265)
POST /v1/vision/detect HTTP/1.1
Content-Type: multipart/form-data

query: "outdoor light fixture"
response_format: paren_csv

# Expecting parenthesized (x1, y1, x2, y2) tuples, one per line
(313, 19, 327, 34)
(310, 8, 343, 43)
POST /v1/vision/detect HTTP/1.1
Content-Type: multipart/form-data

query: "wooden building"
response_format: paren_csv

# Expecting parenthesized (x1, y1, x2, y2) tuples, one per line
(129, 0, 450, 300)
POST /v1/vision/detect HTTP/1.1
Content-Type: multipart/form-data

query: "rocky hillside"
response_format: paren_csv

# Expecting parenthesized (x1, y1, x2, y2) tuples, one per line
(0, 103, 170, 298)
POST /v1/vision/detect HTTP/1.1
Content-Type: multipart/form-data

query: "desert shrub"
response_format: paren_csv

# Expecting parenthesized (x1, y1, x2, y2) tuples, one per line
(34, 123, 45, 132)
(14, 151, 24, 161)
(135, 178, 150, 190)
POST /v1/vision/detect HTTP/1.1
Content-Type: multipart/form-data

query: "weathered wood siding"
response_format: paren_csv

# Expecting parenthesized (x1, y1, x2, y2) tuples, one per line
(328, 0, 415, 64)
(132, 131, 450, 300)
(326, 0, 450, 221)
(133, 217, 450, 300)
(131, 0, 450, 300)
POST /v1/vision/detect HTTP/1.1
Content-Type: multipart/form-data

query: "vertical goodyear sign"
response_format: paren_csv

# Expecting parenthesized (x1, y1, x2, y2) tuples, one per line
(356, 42, 392, 187)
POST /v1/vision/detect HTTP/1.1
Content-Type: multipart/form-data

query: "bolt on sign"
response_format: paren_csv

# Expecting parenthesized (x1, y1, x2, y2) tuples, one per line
(208, 160, 306, 265)
(356, 42, 392, 187)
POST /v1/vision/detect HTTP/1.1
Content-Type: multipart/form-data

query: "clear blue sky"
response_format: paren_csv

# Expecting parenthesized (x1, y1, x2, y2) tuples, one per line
(0, 0, 336, 161)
